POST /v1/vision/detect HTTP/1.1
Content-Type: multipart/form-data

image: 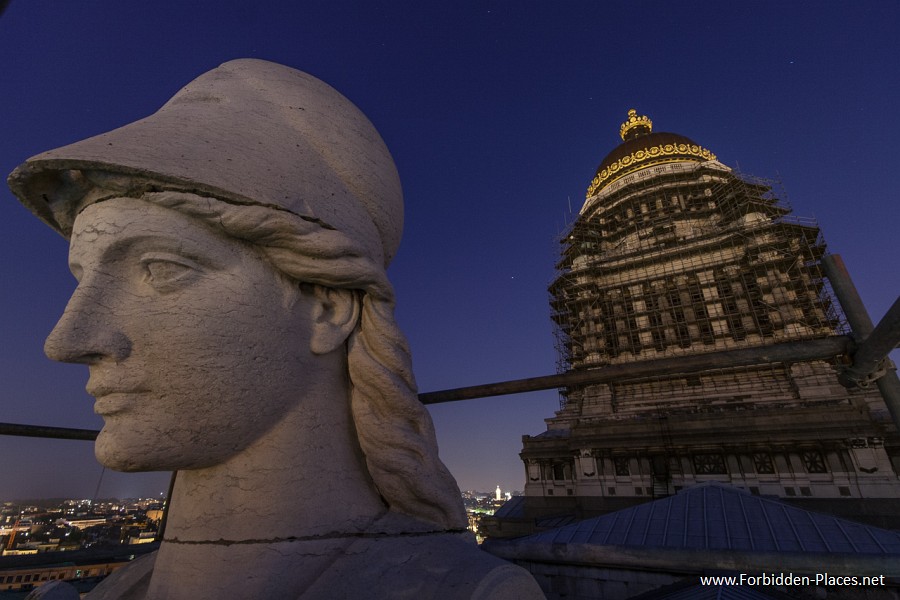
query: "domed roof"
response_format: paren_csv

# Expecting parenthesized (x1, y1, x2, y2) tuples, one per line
(587, 109, 716, 197)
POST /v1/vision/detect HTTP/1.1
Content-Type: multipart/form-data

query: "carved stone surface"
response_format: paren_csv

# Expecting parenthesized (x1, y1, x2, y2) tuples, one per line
(8, 59, 541, 599)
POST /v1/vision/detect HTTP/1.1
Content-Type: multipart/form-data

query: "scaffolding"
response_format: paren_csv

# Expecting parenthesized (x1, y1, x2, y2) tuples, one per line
(550, 163, 848, 411)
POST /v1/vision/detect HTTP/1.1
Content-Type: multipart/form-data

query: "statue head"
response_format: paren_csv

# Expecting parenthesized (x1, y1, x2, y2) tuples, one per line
(8, 59, 465, 531)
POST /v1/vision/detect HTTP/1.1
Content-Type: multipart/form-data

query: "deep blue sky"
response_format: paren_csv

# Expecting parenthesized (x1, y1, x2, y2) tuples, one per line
(1, 2, 898, 500)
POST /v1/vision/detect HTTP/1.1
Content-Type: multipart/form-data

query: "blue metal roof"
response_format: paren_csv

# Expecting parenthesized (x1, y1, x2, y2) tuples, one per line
(491, 496, 578, 527)
(515, 482, 900, 555)
(492, 495, 526, 519)
(534, 514, 578, 529)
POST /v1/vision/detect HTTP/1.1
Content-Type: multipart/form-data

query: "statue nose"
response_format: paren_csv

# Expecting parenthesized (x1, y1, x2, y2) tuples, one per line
(44, 283, 132, 364)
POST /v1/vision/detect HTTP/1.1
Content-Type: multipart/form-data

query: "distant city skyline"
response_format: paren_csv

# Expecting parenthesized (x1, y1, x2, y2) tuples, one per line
(1, 2, 898, 500)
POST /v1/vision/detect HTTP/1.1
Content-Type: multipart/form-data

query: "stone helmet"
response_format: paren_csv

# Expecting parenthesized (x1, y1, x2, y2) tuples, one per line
(7, 58, 403, 268)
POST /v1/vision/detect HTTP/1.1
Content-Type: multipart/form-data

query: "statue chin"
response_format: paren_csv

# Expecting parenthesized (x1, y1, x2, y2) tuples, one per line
(94, 428, 167, 472)
(94, 425, 223, 473)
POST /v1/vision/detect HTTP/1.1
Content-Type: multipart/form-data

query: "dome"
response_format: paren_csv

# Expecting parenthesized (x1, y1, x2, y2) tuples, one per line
(587, 110, 716, 197)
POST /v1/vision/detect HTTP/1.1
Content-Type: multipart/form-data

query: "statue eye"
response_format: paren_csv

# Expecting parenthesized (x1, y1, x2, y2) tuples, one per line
(140, 254, 201, 291)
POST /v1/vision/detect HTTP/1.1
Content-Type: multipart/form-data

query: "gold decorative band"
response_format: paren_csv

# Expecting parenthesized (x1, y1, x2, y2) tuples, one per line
(587, 143, 716, 198)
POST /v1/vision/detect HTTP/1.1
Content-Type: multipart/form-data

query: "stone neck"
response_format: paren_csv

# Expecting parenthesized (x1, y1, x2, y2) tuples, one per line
(161, 385, 388, 543)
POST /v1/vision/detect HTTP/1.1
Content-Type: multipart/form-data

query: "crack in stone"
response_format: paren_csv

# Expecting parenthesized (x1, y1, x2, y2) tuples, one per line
(164, 528, 469, 546)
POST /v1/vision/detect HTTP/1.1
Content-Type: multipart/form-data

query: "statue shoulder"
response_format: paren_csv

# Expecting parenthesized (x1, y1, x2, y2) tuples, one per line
(64, 535, 544, 599)
(301, 532, 542, 599)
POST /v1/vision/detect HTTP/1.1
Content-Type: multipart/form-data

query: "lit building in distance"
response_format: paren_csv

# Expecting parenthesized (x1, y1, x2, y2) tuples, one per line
(517, 110, 900, 529)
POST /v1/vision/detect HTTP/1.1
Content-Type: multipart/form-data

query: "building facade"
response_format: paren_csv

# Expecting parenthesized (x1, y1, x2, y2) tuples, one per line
(517, 110, 900, 529)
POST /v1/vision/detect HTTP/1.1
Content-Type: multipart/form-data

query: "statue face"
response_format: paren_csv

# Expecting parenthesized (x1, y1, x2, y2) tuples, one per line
(45, 197, 317, 471)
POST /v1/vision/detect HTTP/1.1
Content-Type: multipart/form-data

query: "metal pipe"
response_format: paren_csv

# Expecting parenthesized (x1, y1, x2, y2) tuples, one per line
(156, 471, 178, 540)
(873, 374, 900, 432)
(1, 336, 856, 439)
(821, 253, 900, 429)
(418, 336, 853, 404)
(0, 422, 97, 440)
(821, 254, 875, 338)
(844, 296, 900, 383)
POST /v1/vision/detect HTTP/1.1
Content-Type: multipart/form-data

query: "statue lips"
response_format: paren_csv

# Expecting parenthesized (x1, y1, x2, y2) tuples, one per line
(87, 383, 151, 416)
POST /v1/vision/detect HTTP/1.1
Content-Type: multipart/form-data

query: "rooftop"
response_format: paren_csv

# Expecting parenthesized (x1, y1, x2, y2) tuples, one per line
(514, 482, 900, 555)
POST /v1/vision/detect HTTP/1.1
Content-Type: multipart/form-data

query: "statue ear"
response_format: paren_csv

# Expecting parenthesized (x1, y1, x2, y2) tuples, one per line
(309, 286, 361, 355)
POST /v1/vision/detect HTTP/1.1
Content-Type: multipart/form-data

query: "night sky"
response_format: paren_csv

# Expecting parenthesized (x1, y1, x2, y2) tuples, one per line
(1, 2, 898, 500)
